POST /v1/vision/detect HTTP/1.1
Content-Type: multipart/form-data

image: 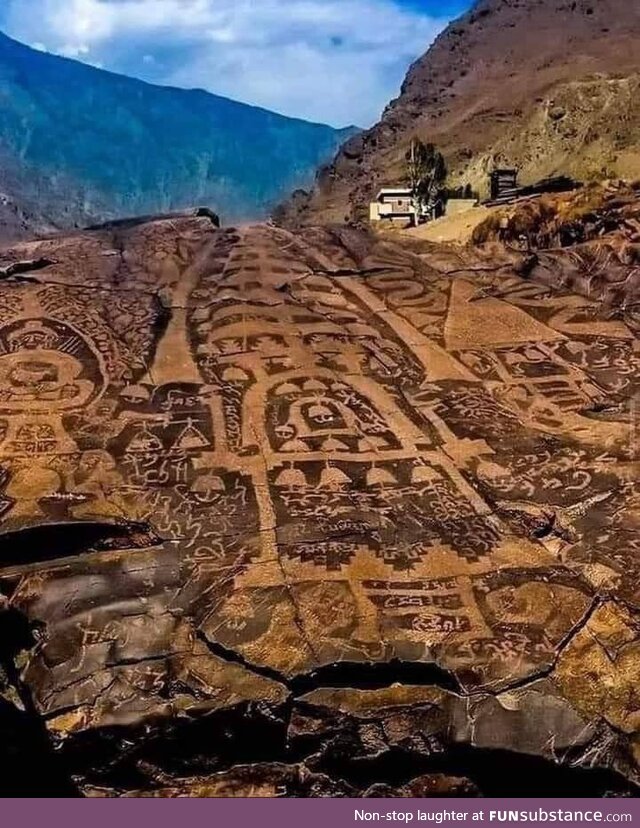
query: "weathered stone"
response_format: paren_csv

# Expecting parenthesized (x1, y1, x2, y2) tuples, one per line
(0, 217, 637, 795)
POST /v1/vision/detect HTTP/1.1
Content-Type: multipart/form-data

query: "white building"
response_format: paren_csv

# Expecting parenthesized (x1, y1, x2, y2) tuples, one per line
(369, 188, 423, 223)
(370, 188, 477, 224)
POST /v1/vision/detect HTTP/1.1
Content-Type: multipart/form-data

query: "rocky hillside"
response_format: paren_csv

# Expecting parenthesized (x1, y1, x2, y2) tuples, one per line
(0, 31, 356, 234)
(0, 150, 75, 241)
(280, 0, 640, 226)
(0, 192, 50, 242)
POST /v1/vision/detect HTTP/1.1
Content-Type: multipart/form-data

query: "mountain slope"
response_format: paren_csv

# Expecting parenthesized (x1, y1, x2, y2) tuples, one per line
(0, 31, 356, 231)
(280, 0, 640, 226)
(0, 191, 52, 241)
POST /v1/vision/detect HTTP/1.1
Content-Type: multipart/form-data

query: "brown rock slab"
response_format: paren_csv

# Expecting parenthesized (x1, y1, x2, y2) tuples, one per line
(0, 217, 637, 795)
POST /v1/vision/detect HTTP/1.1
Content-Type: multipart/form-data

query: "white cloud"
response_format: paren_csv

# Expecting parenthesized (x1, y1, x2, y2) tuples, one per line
(0, 0, 452, 126)
(58, 42, 91, 57)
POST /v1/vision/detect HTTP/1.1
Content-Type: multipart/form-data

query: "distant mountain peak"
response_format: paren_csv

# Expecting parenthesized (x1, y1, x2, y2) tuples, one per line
(0, 31, 358, 240)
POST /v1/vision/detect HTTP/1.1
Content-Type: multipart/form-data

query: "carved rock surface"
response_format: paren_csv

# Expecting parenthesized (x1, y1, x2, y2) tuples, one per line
(0, 218, 637, 796)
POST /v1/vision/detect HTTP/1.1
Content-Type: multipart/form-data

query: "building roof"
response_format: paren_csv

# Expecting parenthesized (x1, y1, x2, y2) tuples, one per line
(377, 188, 412, 198)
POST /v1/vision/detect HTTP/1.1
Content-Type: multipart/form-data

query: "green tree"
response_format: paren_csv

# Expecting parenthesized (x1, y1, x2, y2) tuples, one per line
(405, 138, 447, 225)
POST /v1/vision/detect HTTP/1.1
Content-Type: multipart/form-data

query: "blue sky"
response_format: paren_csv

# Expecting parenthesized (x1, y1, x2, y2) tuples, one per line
(0, 0, 471, 127)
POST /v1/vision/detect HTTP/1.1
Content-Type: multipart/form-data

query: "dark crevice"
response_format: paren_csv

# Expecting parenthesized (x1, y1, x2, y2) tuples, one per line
(291, 660, 460, 696)
(0, 258, 54, 281)
(0, 521, 162, 569)
(200, 618, 604, 702)
(11, 624, 636, 797)
(196, 631, 290, 687)
(56, 701, 292, 793)
(0, 606, 80, 796)
(2, 605, 624, 797)
(310, 745, 639, 798)
(0, 697, 80, 797)
(198, 630, 461, 695)
(311, 266, 395, 278)
(50, 697, 640, 797)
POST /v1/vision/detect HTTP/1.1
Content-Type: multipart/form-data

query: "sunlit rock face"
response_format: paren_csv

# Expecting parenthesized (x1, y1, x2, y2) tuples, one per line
(0, 216, 637, 796)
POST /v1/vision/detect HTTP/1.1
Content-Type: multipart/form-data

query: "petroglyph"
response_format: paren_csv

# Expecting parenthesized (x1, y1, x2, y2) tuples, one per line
(0, 217, 637, 795)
